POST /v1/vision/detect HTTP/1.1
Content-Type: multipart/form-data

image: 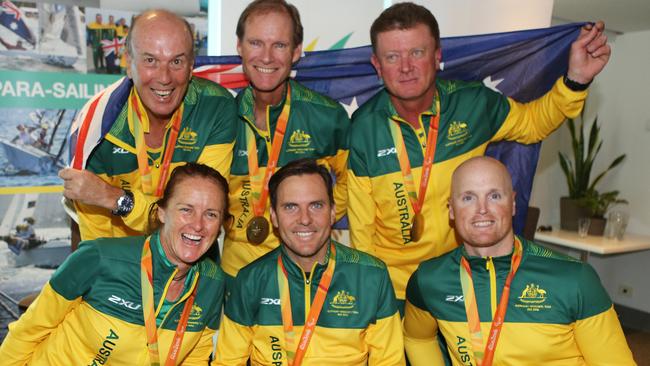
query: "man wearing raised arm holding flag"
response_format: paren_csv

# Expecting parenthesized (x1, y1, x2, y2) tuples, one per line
(347, 2, 611, 310)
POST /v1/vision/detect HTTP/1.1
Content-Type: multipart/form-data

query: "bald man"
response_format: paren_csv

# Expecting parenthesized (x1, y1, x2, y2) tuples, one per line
(61, 10, 236, 241)
(403, 157, 635, 365)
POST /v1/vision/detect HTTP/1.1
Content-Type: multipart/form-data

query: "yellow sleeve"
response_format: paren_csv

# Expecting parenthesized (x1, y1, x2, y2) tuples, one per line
(328, 148, 349, 221)
(366, 312, 406, 365)
(182, 327, 218, 365)
(0, 283, 82, 365)
(76, 200, 114, 240)
(574, 307, 636, 365)
(197, 142, 235, 182)
(121, 141, 234, 234)
(121, 188, 157, 234)
(213, 315, 254, 366)
(492, 76, 588, 144)
(403, 300, 445, 366)
(347, 168, 376, 255)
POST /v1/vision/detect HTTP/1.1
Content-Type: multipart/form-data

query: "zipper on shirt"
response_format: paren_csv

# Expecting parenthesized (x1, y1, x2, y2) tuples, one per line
(486, 257, 497, 318)
(303, 263, 317, 316)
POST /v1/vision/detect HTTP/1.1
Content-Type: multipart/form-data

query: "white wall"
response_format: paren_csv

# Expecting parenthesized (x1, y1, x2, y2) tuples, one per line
(216, 0, 384, 55)
(211, 0, 553, 55)
(530, 29, 650, 312)
(409, 0, 554, 37)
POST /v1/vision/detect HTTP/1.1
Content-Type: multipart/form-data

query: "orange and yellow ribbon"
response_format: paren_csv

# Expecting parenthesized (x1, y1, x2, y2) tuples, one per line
(246, 84, 292, 217)
(128, 89, 183, 197)
(277, 242, 336, 366)
(387, 92, 440, 220)
(140, 236, 198, 366)
(459, 239, 523, 366)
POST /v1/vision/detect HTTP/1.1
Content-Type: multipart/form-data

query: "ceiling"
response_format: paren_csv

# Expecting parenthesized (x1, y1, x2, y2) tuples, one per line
(553, 0, 650, 34)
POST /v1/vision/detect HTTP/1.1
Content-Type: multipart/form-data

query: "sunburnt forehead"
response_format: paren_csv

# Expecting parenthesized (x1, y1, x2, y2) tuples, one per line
(451, 159, 513, 195)
(375, 24, 436, 53)
(139, 50, 190, 59)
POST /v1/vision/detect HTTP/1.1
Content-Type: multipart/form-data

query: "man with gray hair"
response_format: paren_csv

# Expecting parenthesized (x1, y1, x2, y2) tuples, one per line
(60, 9, 236, 241)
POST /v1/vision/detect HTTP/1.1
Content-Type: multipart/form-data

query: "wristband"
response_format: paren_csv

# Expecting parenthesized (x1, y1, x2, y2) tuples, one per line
(563, 75, 592, 91)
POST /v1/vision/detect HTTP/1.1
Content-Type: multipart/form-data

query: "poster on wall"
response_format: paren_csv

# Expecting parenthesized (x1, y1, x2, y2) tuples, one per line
(0, 1, 86, 72)
(0, 69, 121, 189)
(0, 3, 208, 299)
(84, 7, 208, 74)
(0, 70, 120, 301)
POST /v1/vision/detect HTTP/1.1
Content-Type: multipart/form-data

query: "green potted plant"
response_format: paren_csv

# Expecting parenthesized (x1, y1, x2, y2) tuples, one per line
(577, 190, 628, 234)
(558, 112, 626, 235)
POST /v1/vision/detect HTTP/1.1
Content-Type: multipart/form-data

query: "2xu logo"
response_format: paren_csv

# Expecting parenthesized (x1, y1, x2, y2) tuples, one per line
(377, 147, 397, 157)
(260, 298, 280, 305)
(108, 295, 142, 310)
(445, 295, 464, 302)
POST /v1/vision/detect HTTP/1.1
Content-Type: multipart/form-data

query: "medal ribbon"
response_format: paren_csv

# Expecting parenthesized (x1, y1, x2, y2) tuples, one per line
(459, 239, 523, 366)
(128, 89, 184, 197)
(387, 93, 440, 215)
(245, 84, 292, 217)
(141, 236, 198, 366)
(277, 242, 336, 366)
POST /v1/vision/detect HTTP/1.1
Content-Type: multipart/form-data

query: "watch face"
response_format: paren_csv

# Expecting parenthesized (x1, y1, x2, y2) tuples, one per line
(114, 191, 134, 216)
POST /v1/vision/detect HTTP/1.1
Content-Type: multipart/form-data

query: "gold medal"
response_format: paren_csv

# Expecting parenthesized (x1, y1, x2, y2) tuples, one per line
(246, 216, 270, 245)
(410, 213, 424, 242)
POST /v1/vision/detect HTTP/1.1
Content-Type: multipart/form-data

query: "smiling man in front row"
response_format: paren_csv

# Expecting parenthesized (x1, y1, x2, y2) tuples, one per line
(215, 158, 404, 366)
(403, 157, 635, 365)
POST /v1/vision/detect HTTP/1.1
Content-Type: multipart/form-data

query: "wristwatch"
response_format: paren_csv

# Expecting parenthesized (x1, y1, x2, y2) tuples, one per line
(111, 190, 134, 217)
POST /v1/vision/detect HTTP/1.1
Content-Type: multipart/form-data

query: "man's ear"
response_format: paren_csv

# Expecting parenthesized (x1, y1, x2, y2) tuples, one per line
(125, 53, 133, 79)
(434, 47, 442, 70)
(448, 199, 455, 220)
(291, 43, 303, 64)
(270, 207, 278, 228)
(236, 38, 243, 57)
(370, 54, 382, 79)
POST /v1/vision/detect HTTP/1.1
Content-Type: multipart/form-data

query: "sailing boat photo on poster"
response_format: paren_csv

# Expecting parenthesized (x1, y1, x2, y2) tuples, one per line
(0, 1, 86, 72)
(0, 108, 75, 184)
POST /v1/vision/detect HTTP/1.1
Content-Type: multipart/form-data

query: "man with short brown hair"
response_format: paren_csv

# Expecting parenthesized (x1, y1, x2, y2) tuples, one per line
(348, 2, 611, 310)
(216, 159, 404, 366)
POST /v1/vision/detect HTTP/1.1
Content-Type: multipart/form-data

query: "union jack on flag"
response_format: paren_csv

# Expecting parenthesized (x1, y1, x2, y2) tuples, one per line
(0, 0, 34, 45)
(101, 37, 125, 56)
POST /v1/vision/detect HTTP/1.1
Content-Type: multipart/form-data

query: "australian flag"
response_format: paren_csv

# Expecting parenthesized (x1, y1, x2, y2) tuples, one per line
(194, 23, 584, 233)
(0, 0, 35, 46)
(70, 23, 584, 234)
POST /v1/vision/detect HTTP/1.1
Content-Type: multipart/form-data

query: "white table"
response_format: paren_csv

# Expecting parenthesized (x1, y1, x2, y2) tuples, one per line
(534, 230, 650, 261)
